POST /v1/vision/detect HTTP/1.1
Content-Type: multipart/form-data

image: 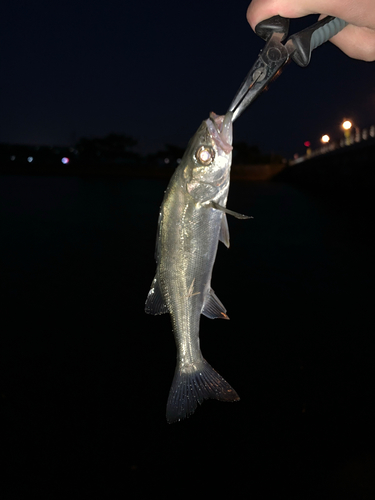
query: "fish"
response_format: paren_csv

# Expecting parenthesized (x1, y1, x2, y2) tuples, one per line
(145, 111, 251, 423)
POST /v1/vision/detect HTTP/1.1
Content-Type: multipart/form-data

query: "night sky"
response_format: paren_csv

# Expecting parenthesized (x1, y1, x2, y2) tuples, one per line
(1, 0, 374, 158)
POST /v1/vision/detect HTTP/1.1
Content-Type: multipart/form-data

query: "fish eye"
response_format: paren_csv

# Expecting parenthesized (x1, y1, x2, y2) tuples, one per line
(195, 146, 215, 166)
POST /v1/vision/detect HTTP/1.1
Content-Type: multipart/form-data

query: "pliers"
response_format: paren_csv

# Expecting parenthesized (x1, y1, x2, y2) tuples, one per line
(228, 15, 347, 121)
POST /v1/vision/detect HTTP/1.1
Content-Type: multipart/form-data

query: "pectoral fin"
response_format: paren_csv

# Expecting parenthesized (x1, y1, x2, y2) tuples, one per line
(209, 201, 252, 220)
(145, 276, 169, 315)
(202, 289, 229, 320)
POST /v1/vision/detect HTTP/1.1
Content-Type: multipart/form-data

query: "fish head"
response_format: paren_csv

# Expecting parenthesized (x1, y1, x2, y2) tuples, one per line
(182, 111, 233, 202)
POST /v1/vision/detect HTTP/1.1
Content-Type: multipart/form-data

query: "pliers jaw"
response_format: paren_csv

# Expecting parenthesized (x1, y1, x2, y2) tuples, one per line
(228, 15, 347, 122)
(228, 29, 294, 122)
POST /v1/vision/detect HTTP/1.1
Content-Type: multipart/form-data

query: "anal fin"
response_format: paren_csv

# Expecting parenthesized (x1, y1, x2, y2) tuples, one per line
(202, 289, 229, 320)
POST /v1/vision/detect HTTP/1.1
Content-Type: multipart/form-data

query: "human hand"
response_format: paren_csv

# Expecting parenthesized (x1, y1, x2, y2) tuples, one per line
(247, 0, 375, 61)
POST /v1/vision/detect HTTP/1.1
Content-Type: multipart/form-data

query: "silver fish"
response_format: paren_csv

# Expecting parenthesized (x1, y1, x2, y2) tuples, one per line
(145, 111, 251, 423)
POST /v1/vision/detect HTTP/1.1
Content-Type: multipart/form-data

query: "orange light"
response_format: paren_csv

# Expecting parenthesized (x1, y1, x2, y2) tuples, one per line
(342, 120, 352, 130)
(321, 135, 330, 143)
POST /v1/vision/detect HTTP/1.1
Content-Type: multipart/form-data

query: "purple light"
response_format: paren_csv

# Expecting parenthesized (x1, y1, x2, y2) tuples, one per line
(61, 157, 69, 164)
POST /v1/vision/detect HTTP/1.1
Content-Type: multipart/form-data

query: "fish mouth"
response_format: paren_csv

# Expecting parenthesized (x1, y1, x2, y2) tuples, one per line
(206, 111, 233, 154)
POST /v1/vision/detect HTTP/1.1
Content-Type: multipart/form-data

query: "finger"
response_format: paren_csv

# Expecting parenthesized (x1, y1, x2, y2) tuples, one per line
(247, 0, 375, 32)
(247, 0, 322, 31)
(329, 25, 375, 61)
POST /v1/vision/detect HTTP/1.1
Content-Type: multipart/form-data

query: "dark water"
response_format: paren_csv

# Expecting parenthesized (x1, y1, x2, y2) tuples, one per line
(1, 173, 374, 497)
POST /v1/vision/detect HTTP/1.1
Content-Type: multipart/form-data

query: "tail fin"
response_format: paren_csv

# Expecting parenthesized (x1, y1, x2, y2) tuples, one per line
(166, 358, 239, 424)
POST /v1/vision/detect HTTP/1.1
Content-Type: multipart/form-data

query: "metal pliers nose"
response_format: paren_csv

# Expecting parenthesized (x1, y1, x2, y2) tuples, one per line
(229, 15, 347, 122)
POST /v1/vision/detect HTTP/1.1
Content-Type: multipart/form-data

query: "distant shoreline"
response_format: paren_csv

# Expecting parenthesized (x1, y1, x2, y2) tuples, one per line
(0, 162, 286, 181)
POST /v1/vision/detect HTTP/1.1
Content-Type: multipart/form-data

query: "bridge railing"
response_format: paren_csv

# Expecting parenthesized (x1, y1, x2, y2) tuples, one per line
(290, 125, 375, 165)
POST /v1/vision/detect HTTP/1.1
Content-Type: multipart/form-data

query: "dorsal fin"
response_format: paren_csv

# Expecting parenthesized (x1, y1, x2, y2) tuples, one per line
(145, 276, 169, 315)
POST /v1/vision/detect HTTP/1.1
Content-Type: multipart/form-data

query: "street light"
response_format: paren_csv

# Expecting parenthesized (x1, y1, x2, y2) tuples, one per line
(342, 119, 352, 145)
(321, 134, 330, 143)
